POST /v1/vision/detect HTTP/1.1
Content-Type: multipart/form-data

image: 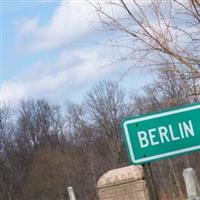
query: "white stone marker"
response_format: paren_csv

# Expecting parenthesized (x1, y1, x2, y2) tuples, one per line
(67, 186, 77, 200)
(183, 168, 200, 200)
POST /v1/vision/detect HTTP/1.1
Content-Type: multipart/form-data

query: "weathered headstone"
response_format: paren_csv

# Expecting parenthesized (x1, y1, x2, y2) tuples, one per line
(183, 168, 200, 200)
(97, 165, 149, 200)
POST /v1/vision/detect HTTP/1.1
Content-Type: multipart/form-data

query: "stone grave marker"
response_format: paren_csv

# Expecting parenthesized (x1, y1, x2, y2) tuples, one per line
(97, 165, 149, 200)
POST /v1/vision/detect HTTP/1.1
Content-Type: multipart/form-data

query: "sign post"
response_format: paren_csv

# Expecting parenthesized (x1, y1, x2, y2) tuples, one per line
(121, 103, 200, 165)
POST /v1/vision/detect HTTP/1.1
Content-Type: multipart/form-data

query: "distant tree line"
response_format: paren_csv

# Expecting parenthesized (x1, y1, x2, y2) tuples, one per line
(0, 67, 200, 200)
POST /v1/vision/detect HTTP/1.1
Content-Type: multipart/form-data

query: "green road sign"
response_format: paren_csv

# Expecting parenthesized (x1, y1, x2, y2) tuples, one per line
(121, 103, 200, 165)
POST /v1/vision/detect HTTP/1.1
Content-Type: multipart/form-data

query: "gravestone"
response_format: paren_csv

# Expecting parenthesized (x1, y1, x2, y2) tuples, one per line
(97, 165, 149, 200)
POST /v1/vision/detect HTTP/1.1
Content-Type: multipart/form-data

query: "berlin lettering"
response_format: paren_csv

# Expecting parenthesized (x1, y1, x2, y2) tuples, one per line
(138, 120, 195, 148)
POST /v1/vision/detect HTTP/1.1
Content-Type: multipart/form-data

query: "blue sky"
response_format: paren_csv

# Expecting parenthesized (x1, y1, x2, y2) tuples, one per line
(1, 0, 154, 106)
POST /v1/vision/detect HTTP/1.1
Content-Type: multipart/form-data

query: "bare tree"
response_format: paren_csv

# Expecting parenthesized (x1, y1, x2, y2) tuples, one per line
(133, 66, 198, 113)
(91, 0, 200, 76)
(85, 81, 130, 167)
(17, 99, 63, 150)
(64, 101, 112, 199)
(65, 101, 93, 147)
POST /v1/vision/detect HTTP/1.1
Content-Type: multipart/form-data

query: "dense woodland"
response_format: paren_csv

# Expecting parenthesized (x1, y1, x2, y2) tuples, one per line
(0, 67, 200, 200)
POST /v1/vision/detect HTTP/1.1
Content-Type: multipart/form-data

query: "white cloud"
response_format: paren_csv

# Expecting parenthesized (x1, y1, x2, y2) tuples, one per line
(2, 0, 131, 105)
(2, 0, 156, 106)
(20, 18, 39, 35)
(20, 1, 98, 51)
(19, 0, 134, 52)
(1, 46, 116, 105)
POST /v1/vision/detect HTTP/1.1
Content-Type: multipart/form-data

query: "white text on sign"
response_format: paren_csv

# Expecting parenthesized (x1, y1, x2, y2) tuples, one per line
(138, 120, 195, 148)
